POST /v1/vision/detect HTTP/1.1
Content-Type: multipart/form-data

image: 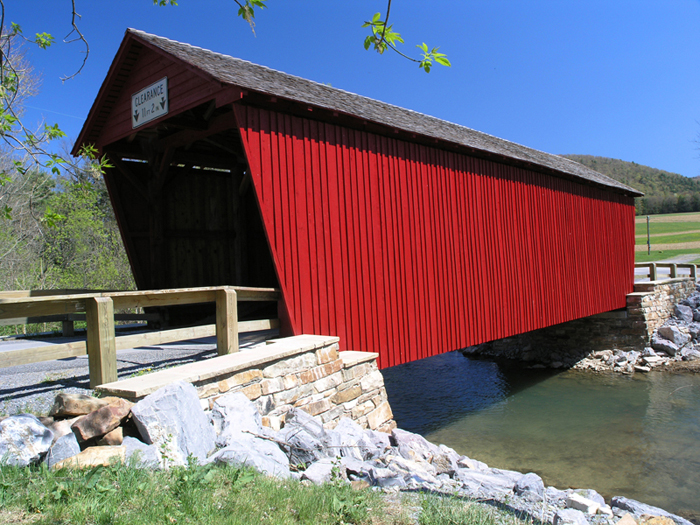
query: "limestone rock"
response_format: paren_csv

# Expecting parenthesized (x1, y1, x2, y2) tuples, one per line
(611, 496, 693, 525)
(71, 399, 132, 442)
(674, 305, 693, 324)
(454, 468, 517, 498)
(45, 433, 81, 469)
(391, 428, 441, 463)
(123, 436, 161, 469)
(209, 433, 290, 478)
(554, 509, 589, 525)
(567, 492, 601, 514)
(211, 392, 263, 448)
(49, 393, 109, 417)
(301, 458, 339, 484)
(331, 418, 375, 460)
(657, 326, 689, 348)
(279, 407, 329, 466)
(53, 445, 125, 469)
(514, 472, 545, 497)
(651, 335, 679, 356)
(0, 414, 53, 466)
(131, 381, 215, 467)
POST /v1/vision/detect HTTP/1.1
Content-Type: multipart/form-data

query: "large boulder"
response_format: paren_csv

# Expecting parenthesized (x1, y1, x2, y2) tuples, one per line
(0, 414, 53, 466)
(279, 408, 331, 466)
(49, 393, 109, 417)
(53, 446, 125, 469)
(553, 509, 589, 525)
(208, 432, 290, 478)
(211, 392, 263, 448)
(123, 436, 161, 469)
(673, 305, 693, 324)
(514, 472, 545, 497)
(328, 418, 375, 460)
(130, 381, 215, 467)
(71, 398, 133, 442)
(45, 433, 81, 469)
(651, 335, 680, 356)
(391, 428, 441, 463)
(658, 326, 689, 348)
(454, 468, 518, 498)
(611, 496, 694, 525)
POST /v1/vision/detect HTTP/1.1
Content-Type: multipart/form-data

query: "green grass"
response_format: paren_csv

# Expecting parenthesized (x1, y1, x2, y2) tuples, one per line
(634, 221, 700, 236)
(635, 232, 700, 245)
(0, 461, 404, 525)
(635, 248, 700, 264)
(418, 494, 532, 525)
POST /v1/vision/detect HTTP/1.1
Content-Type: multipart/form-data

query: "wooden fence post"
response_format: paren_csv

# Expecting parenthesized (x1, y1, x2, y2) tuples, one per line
(216, 287, 238, 355)
(86, 297, 117, 388)
(670, 264, 677, 278)
(650, 263, 657, 281)
(692, 265, 697, 280)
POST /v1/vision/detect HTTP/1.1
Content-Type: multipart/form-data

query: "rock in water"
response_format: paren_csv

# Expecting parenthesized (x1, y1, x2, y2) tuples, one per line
(0, 415, 53, 466)
(45, 433, 81, 469)
(611, 496, 694, 525)
(131, 381, 215, 467)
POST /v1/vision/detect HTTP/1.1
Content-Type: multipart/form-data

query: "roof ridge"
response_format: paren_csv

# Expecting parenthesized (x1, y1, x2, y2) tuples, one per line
(122, 28, 639, 196)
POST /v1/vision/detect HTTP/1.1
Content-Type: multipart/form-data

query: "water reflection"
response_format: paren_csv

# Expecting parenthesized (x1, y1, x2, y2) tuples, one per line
(382, 352, 700, 524)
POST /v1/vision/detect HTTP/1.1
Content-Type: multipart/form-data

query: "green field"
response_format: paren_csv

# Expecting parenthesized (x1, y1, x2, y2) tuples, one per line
(634, 212, 700, 263)
(635, 221, 700, 236)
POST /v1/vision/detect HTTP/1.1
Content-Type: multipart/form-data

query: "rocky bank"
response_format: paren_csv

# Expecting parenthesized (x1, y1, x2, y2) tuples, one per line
(463, 284, 700, 374)
(0, 383, 693, 525)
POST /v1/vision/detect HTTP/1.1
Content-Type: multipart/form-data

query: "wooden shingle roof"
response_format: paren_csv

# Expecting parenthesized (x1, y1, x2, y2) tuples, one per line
(83, 29, 644, 197)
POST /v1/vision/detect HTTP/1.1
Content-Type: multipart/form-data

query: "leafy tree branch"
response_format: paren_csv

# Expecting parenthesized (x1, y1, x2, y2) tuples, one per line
(362, 0, 451, 73)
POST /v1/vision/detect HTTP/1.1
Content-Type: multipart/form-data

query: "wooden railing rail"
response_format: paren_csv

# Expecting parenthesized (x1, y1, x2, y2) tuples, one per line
(0, 286, 281, 388)
(634, 262, 697, 281)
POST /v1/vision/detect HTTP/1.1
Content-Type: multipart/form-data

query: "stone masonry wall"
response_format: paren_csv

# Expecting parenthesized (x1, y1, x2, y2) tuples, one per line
(98, 335, 396, 433)
(627, 278, 697, 338)
(466, 278, 696, 367)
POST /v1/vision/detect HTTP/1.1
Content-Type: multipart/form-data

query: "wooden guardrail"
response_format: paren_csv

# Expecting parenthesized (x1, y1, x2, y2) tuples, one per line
(634, 262, 697, 281)
(0, 286, 280, 388)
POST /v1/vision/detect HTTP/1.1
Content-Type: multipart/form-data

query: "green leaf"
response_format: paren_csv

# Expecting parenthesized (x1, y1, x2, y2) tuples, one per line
(435, 56, 451, 67)
(34, 32, 55, 49)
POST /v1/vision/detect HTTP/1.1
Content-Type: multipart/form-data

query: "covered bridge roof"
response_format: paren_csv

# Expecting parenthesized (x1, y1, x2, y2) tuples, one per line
(76, 28, 642, 197)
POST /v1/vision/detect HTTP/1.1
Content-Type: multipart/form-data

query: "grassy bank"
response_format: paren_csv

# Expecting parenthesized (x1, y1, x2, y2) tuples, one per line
(0, 461, 533, 525)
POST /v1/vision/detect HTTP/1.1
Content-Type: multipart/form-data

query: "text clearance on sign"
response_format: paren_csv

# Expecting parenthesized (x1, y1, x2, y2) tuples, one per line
(131, 77, 169, 128)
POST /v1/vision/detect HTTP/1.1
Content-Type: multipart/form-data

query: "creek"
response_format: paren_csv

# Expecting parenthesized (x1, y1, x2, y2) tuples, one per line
(382, 351, 700, 523)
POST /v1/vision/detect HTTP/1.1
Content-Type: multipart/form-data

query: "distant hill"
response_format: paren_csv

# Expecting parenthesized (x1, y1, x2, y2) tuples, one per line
(561, 155, 700, 215)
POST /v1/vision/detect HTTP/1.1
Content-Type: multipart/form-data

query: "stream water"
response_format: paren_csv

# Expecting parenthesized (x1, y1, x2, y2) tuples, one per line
(382, 351, 700, 523)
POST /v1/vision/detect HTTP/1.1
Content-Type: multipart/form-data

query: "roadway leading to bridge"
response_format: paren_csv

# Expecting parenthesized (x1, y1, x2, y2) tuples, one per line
(0, 329, 278, 417)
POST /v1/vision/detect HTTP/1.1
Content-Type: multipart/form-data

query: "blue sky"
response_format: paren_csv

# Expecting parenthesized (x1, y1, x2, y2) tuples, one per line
(9, 0, 700, 177)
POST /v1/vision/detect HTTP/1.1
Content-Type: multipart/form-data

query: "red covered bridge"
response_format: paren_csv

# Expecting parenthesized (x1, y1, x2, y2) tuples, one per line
(73, 29, 642, 369)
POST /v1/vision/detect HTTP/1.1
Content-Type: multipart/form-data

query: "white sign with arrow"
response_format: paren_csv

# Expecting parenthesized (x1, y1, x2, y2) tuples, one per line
(131, 77, 168, 129)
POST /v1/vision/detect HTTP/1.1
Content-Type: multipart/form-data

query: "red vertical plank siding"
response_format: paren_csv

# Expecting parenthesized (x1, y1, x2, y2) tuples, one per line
(235, 105, 635, 369)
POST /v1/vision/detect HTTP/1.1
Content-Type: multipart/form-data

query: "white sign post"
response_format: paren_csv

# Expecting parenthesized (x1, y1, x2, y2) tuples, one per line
(131, 77, 168, 129)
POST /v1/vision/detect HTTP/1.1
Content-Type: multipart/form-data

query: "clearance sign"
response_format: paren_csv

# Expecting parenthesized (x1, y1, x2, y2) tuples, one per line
(131, 77, 168, 128)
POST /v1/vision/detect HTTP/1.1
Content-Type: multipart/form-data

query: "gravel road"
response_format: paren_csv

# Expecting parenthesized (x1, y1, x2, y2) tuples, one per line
(0, 329, 276, 417)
